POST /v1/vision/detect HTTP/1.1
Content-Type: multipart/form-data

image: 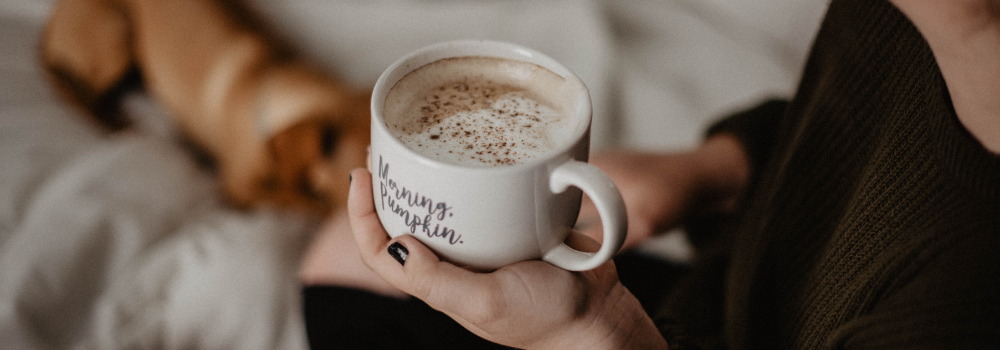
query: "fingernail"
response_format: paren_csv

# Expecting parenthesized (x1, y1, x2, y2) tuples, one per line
(387, 242, 408, 266)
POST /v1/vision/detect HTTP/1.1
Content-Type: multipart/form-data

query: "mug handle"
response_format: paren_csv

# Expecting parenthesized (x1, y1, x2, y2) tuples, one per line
(543, 160, 627, 271)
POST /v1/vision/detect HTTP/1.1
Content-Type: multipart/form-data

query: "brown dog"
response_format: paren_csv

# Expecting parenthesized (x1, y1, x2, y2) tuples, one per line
(41, 0, 371, 215)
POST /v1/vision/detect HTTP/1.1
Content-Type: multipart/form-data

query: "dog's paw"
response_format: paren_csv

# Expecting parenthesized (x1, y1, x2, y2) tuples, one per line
(41, 0, 136, 129)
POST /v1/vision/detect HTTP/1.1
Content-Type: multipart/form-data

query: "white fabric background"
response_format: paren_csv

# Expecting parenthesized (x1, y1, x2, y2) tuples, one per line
(0, 0, 827, 348)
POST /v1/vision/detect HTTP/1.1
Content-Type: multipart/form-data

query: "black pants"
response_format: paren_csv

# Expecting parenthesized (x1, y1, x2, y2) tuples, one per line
(302, 252, 688, 350)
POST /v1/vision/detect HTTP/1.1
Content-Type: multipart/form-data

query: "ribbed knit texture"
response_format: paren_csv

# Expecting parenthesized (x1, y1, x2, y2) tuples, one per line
(656, 1, 1000, 349)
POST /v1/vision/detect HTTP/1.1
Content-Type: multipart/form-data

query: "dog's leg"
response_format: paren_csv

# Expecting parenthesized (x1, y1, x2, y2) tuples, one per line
(42, 0, 370, 213)
(41, 0, 135, 129)
(120, 0, 369, 212)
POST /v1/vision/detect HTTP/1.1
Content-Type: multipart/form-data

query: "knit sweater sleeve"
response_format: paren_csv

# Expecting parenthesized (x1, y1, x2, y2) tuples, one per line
(826, 225, 1000, 349)
(705, 99, 788, 190)
(681, 99, 789, 249)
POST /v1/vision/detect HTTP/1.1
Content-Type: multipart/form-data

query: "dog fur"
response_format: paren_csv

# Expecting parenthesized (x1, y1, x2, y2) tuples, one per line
(41, 0, 371, 215)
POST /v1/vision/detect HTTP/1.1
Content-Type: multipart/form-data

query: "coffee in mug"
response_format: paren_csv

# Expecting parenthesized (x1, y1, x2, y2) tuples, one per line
(383, 56, 578, 166)
(370, 40, 626, 271)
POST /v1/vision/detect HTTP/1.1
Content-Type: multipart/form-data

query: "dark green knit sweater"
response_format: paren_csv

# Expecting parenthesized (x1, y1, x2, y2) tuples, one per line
(656, 1, 1000, 349)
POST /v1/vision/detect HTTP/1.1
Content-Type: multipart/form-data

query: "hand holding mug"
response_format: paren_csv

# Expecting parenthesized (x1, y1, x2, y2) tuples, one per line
(348, 168, 667, 349)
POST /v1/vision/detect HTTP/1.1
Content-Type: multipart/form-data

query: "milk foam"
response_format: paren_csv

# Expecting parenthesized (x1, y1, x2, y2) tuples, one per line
(384, 56, 580, 166)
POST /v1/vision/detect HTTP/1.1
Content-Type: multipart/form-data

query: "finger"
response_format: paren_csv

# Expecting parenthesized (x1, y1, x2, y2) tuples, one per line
(346, 168, 493, 314)
(347, 168, 416, 292)
(347, 168, 387, 257)
(387, 235, 501, 322)
(365, 145, 372, 172)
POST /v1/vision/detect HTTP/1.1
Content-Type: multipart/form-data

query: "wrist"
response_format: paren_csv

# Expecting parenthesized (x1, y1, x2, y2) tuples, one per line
(594, 283, 669, 350)
(541, 282, 667, 350)
(690, 133, 750, 213)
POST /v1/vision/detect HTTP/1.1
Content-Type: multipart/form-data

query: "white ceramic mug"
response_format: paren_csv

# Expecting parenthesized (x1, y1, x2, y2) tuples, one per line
(370, 40, 625, 271)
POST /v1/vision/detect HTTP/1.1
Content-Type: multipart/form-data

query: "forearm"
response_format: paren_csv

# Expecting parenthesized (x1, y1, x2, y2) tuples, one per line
(584, 132, 753, 248)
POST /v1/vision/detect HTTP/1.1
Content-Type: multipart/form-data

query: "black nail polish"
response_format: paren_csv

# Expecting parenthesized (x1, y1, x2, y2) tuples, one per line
(387, 242, 408, 266)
